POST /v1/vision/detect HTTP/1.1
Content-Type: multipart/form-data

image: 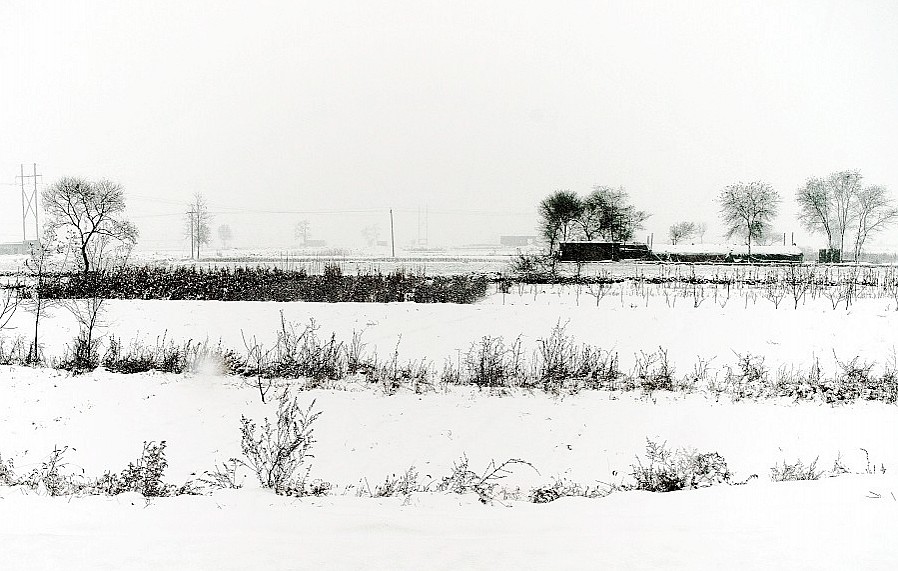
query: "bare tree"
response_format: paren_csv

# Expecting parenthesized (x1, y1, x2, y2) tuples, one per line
(696, 222, 708, 243)
(668, 221, 697, 245)
(576, 189, 607, 240)
(218, 224, 234, 249)
(718, 181, 781, 260)
(796, 176, 835, 250)
(538, 190, 582, 254)
(589, 186, 649, 242)
(571, 186, 649, 243)
(22, 243, 60, 364)
(42, 178, 138, 274)
(185, 193, 212, 259)
(829, 170, 863, 255)
(61, 297, 107, 372)
(852, 185, 898, 261)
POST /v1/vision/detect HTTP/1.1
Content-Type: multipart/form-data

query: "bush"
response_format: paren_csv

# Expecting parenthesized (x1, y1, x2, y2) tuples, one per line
(529, 477, 617, 503)
(463, 336, 527, 388)
(629, 439, 732, 492)
(633, 348, 675, 393)
(239, 392, 321, 495)
(434, 455, 536, 504)
(103, 335, 231, 375)
(11, 442, 193, 498)
(20, 446, 74, 496)
(769, 458, 823, 482)
(371, 467, 425, 497)
(725, 352, 769, 400)
(58, 332, 103, 374)
(86, 441, 197, 497)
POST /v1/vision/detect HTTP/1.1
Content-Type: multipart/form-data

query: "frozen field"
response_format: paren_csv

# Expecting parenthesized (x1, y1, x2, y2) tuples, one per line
(1, 279, 898, 568)
(1, 367, 897, 570)
(13, 283, 898, 376)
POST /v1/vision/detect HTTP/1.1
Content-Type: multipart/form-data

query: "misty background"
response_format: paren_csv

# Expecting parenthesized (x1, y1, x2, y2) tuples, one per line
(2, 1, 897, 252)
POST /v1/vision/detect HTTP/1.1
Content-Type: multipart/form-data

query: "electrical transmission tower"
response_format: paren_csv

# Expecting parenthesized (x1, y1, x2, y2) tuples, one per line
(16, 163, 41, 245)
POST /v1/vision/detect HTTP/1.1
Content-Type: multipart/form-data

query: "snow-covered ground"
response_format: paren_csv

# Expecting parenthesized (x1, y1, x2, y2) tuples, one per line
(0, 369, 896, 570)
(9, 285, 898, 376)
(1, 279, 898, 568)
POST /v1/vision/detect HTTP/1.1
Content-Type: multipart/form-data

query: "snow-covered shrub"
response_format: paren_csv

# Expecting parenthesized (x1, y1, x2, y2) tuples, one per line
(463, 336, 526, 388)
(115, 441, 179, 497)
(507, 252, 556, 282)
(769, 458, 823, 482)
(725, 352, 769, 401)
(103, 335, 231, 376)
(198, 459, 244, 490)
(367, 354, 432, 395)
(20, 446, 74, 496)
(535, 323, 580, 392)
(529, 477, 618, 503)
(84, 441, 197, 497)
(867, 365, 898, 404)
(371, 467, 426, 497)
(434, 455, 535, 504)
(239, 392, 320, 495)
(629, 439, 732, 492)
(0, 335, 29, 366)
(633, 348, 675, 393)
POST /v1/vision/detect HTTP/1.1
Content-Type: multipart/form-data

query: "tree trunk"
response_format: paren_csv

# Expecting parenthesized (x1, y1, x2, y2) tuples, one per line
(81, 245, 91, 275)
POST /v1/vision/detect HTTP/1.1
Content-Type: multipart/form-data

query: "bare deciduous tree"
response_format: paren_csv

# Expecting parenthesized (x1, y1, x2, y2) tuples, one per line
(217, 224, 233, 249)
(796, 176, 835, 250)
(586, 186, 649, 242)
(668, 221, 697, 245)
(718, 181, 781, 260)
(185, 193, 212, 259)
(42, 178, 138, 274)
(538, 190, 582, 254)
(852, 185, 898, 261)
(62, 297, 107, 372)
(696, 222, 708, 243)
(829, 170, 862, 255)
(22, 242, 61, 364)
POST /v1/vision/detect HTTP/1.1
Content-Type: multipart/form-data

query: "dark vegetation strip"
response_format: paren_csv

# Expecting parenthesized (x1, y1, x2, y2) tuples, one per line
(36, 265, 490, 303)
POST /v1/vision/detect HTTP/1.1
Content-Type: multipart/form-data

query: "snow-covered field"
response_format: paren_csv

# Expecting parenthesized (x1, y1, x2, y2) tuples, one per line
(2, 276, 898, 569)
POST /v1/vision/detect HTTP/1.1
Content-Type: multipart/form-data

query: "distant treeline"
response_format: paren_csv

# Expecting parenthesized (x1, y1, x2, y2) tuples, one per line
(37, 265, 490, 303)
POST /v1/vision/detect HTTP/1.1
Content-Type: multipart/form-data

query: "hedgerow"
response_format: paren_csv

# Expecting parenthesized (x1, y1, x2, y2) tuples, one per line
(37, 265, 490, 303)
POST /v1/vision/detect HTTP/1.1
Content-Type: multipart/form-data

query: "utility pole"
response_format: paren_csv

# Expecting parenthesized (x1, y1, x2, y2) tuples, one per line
(17, 163, 41, 246)
(188, 208, 196, 259)
(390, 208, 395, 258)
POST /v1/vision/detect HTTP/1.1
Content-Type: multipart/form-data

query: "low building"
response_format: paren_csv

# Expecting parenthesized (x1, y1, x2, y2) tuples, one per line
(0, 241, 38, 255)
(559, 241, 650, 262)
(500, 235, 538, 247)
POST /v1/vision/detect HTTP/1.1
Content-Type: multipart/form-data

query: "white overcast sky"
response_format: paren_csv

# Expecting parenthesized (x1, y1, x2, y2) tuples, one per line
(2, 0, 897, 250)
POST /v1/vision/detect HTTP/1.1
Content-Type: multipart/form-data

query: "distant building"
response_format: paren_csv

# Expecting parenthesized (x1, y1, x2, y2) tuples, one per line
(0, 241, 38, 255)
(500, 235, 538, 247)
(559, 241, 650, 262)
(304, 239, 327, 247)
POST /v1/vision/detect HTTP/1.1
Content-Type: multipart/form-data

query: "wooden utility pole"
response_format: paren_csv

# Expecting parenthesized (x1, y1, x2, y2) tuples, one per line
(188, 208, 196, 259)
(390, 208, 395, 258)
